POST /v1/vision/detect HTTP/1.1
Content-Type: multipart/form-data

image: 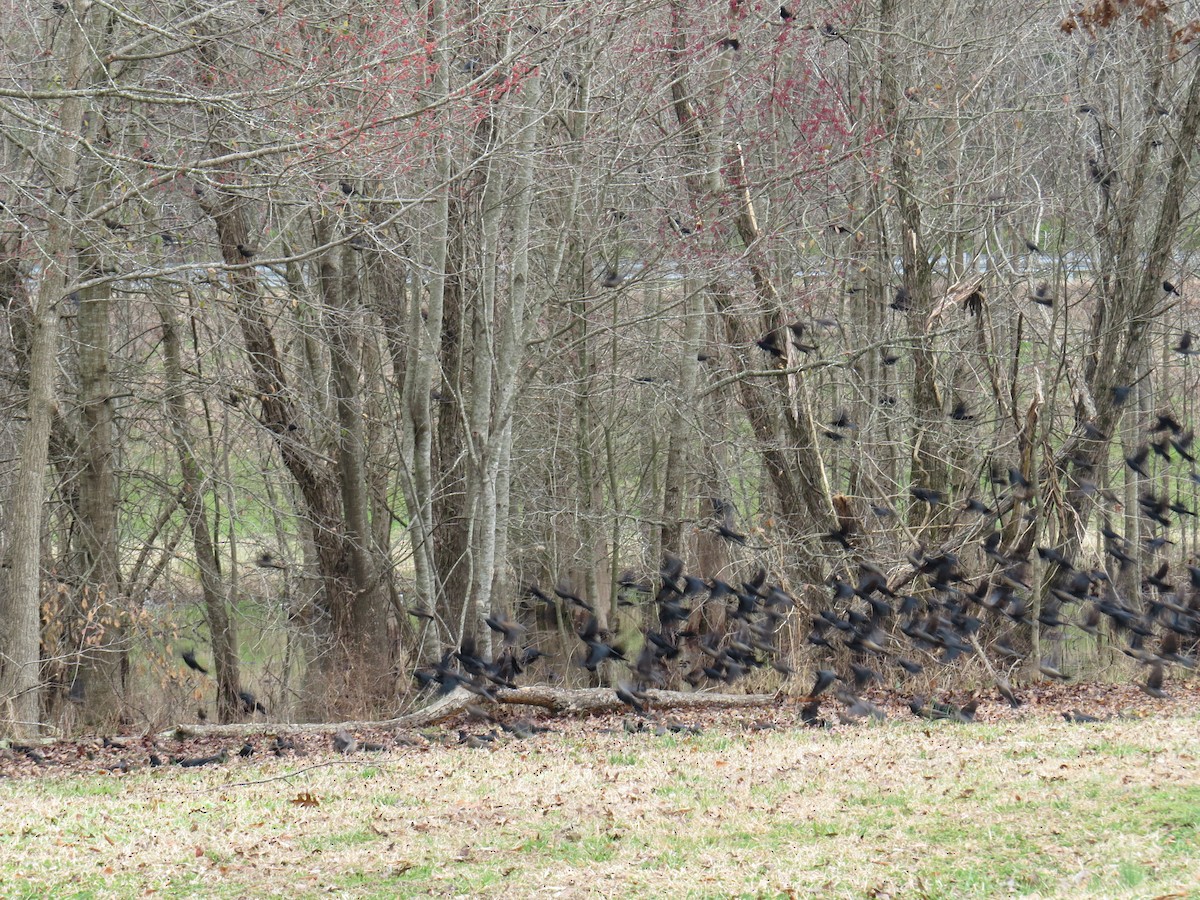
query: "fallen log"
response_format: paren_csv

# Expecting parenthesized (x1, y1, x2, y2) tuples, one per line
(158, 684, 780, 741)
(493, 684, 778, 715)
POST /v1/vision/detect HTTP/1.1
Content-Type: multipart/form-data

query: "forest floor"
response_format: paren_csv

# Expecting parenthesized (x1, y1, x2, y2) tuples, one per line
(1, 682, 1199, 899)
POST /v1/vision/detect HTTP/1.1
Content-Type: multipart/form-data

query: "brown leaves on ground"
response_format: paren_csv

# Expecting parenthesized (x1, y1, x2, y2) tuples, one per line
(1, 678, 1198, 780)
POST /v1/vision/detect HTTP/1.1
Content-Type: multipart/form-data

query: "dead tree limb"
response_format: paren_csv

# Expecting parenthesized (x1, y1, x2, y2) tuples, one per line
(158, 685, 780, 741)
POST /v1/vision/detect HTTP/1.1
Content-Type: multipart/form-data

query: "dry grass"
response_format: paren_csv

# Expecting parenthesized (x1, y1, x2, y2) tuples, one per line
(1, 710, 1199, 898)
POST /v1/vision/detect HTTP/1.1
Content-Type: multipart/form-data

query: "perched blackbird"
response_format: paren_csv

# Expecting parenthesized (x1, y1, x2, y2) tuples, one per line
(1087, 157, 1114, 188)
(181, 649, 208, 675)
(716, 523, 749, 545)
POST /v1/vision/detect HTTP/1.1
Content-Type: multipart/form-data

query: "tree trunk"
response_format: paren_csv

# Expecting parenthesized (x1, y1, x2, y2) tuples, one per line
(199, 192, 373, 717)
(318, 219, 390, 675)
(71, 152, 128, 725)
(879, 0, 948, 536)
(152, 284, 241, 722)
(0, 0, 95, 738)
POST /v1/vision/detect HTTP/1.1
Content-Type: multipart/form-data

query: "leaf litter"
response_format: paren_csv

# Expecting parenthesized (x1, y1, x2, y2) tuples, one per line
(0, 683, 1197, 897)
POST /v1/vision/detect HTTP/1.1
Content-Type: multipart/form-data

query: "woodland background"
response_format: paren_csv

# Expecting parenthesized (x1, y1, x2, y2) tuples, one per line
(1, 0, 1199, 736)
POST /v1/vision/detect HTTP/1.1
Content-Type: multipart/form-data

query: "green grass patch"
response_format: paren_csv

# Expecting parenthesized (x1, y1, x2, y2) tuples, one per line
(2, 712, 1199, 897)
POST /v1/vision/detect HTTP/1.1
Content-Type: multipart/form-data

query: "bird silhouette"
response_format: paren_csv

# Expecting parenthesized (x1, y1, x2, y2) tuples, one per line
(554, 583, 594, 612)
(809, 669, 837, 698)
(800, 701, 826, 727)
(239, 690, 268, 716)
(378, 398, 1200, 746)
(181, 649, 207, 674)
(949, 401, 975, 422)
(485, 612, 527, 646)
(1030, 283, 1053, 306)
(1140, 662, 1168, 698)
(615, 681, 648, 712)
(177, 750, 228, 768)
(1038, 661, 1070, 681)
(756, 331, 784, 358)
(911, 486, 942, 505)
(994, 675, 1021, 708)
(256, 552, 286, 570)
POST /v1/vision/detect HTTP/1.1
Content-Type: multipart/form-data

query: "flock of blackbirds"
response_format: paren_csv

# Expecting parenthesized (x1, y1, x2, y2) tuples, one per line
(155, 321, 1200, 758)
(404, 508, 1195, 738)
(403, 391, 1198, 735)
(413, 550, 798, 715)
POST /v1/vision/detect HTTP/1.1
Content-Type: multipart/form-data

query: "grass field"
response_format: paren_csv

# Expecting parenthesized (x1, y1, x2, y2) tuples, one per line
(1, 709, 1198, 899)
